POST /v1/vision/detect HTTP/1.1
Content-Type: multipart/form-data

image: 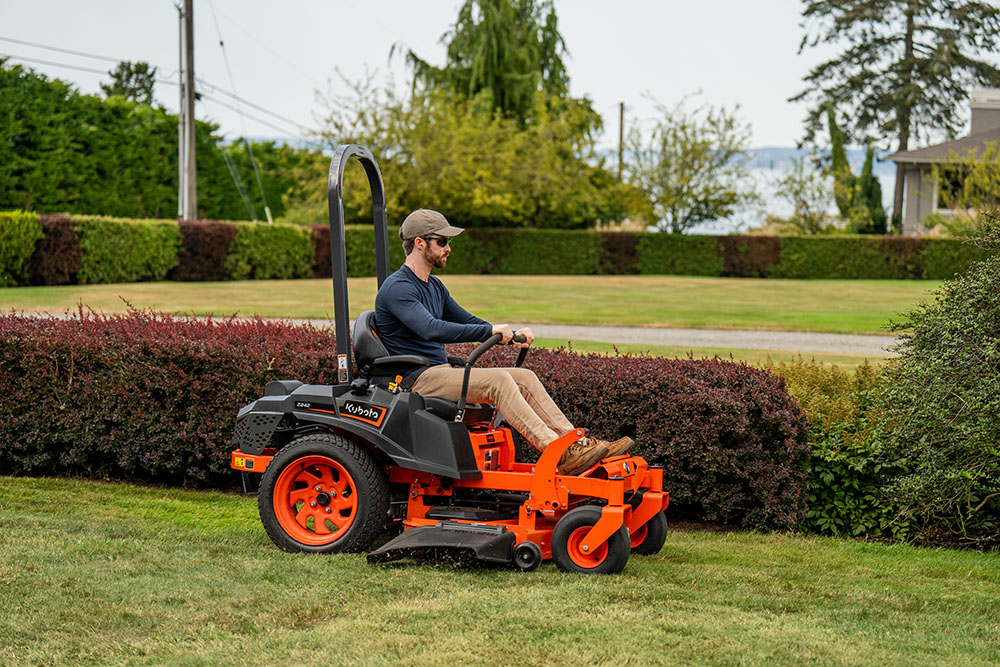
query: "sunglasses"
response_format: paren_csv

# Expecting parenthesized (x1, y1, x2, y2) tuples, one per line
(421, 236, 450, 248)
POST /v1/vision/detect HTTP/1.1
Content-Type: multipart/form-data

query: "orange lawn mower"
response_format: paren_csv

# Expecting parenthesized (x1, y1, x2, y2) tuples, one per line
(229, 145, 669, 573)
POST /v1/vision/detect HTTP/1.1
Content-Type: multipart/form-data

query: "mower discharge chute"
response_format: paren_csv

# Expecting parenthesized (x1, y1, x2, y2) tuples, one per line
(230, 144, 669, 573)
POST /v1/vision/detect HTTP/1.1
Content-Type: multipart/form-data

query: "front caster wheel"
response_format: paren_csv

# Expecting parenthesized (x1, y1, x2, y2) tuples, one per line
(630, 511, 668, 555)
(551, 506, 630, 574)
(258, 433, 388, 554)
(513, 541, 543, 572)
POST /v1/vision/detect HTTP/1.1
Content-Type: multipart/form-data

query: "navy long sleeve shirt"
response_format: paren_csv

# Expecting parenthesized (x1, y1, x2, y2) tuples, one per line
(374, 264, 493, 366)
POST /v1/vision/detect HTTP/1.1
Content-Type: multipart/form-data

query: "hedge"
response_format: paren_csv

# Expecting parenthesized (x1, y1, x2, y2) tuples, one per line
(0, 210, 43, 286)
(5, 211, 997, 286)
(0, 311, 810, 530)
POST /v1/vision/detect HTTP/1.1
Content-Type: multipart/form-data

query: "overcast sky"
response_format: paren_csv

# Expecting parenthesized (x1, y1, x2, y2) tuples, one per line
(3, 1, 858, 149)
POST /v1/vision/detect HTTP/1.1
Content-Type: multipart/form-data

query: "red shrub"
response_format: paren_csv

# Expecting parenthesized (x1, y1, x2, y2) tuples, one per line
(171, 220, 238, 281)
(0, 314, 809, 528)
(310, 225, 331, 278)
(29, 214, 82, 285)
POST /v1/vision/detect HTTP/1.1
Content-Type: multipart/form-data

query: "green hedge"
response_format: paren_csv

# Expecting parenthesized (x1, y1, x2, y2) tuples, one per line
(225, 222, 312, 280)
(0, 210, 43, 287)
(6, 211, 998, 286)
(74, 215, 181, 284)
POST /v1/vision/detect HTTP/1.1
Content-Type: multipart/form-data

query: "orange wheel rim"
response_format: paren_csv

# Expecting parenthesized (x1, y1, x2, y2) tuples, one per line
(273, 455, 358, 546)
(630, 523, 648, 549)
(566, 526, 609, 568)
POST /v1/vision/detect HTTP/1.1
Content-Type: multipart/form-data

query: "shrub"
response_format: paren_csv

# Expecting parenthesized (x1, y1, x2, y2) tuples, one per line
(0, 210, 44, 286)
(172, 221, 238, 281)
(498, 229, 602, 274)
(225, 222, 312, 280)
(636, 234, 722, 275)
(0, 311, 341, 487)
(717, 235, 781, 277)
(74, 215, 181, 284)
(876, 232, 1000, 545)
(598, 232, 640, 275)
(0, 313, 810, 529)
(29, 214, 82, 285)
(768, 237, 909, 279)
(920, 237, 993, 279)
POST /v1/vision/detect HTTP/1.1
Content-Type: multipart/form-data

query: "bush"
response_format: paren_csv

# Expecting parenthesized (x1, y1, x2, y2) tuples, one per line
(920, 237, 993, 279)
(0, 313, 810, 529)
(0, 311, 341, 487)
(74, 215, 181, 284)
(0, 210, 43, 286)
(636, 234, 722, 275)
(172, 221, 238, 281)
(717, 235, 781, 277)
(876, 234, 1000, 545)
(29, 214, 82, 285)
(225, 222, 313, 280)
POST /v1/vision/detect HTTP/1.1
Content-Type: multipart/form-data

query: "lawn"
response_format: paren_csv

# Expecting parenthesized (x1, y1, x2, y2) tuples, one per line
(1, 477, 997, 666)
(0, 275, 937, 335)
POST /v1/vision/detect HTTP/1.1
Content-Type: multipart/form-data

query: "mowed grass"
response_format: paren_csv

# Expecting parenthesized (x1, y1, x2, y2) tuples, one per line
(0, 275, 938, 335)
(532, 337, 888, 371)
(2, 477, 997, 666)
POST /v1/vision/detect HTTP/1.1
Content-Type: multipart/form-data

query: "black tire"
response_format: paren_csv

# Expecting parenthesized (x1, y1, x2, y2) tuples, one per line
(258, 433, 388, 554)
(630, 511, 668, 555)
(551, 506, 630, 574)
(513, 541, 543, 572)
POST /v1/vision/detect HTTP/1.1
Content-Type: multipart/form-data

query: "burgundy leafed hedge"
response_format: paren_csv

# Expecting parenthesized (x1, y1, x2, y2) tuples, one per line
(0, 313, 809, 528)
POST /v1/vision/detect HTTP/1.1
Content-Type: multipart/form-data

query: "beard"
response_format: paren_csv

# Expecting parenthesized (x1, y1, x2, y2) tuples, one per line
(425, 247, 449, 269)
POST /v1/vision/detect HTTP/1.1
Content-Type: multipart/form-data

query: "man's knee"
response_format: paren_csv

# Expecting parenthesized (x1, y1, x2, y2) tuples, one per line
(472, 369, 518, 399)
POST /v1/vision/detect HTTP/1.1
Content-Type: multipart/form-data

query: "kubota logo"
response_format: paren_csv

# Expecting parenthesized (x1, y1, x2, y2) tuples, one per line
(342, 401, 385, 424)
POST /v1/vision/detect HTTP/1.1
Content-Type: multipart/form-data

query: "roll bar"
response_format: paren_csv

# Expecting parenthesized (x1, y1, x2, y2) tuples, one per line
(328, 144, 390, 384)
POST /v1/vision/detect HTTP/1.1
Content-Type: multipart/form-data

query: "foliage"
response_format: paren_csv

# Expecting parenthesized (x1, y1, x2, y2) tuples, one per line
(0, 210, 43, 286)
(825, 106, 886, 234)
(402, 0, 570, 124)
(100, 60, 157, 104)
(771, 155, 836, 235)
(792, 1, 1000, 228)
(317, 82, 630, 229)
(27, 214, 81, 286)
(635, 234, 722, 275)
(171, 221, 238, 281)
(75, 216, 181, 284)
(876, 226, 1000, 545)
(225, 222, 313, 280)
(626, 98, 758, 233)
(933, 140, 1000, 225)
(0, 311, 810, 529)
(0, 60, 308, 221)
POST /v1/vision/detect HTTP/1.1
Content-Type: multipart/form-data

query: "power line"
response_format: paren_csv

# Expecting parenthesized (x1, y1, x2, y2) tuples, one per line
(0, 52, 108, 75)
(195, 77, 310, 134)
(0, 35, 120, 63)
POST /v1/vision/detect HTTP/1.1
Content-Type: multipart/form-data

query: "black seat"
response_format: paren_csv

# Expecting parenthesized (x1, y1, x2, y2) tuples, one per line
(352, 311, 494, 424)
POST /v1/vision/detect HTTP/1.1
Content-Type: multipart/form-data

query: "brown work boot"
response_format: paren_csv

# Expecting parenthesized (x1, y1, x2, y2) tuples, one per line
(601, 436, 634, 458)
(557, 439, 609, 476)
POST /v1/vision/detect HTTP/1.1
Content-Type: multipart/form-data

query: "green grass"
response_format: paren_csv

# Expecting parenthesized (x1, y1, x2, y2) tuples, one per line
(532, 337, 889, 371)
(0, 275, 937, 335)
(2, 477, 997, 666)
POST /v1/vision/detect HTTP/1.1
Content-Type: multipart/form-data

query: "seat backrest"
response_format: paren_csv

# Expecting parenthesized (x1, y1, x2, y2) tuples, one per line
(353, 311, 389, 372)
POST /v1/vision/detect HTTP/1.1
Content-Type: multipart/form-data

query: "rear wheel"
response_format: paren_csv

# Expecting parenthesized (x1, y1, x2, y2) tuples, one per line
(258, 433, 388, 553)
(630, 511, 668, 555)
(551, 506, 629, 574)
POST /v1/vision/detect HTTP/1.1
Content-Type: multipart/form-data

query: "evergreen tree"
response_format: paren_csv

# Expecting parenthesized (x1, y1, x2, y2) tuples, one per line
(400, 0, 571, 123)
(101, 61, 158, 105)
(827, 104, 854, 219)
(791, 1, 1000, 232)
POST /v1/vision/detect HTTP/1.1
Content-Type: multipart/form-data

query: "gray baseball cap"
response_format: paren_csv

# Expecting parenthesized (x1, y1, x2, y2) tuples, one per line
(398, 209, 464, 240)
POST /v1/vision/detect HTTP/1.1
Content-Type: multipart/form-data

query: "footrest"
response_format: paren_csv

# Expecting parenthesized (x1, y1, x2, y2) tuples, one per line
(366, 521, 515, 565)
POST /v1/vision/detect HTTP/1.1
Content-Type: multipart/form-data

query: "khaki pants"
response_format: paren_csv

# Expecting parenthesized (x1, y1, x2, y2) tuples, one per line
(410, 365, 575, 450)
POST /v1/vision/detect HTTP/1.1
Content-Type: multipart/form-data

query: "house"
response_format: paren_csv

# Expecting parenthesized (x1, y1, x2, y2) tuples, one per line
(886, 89, 1000, 235)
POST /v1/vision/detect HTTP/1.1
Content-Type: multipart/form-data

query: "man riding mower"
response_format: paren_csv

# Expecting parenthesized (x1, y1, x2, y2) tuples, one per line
(229, 145, 669, 574)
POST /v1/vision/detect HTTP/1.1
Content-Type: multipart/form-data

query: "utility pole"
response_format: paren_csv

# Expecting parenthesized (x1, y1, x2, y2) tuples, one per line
(176, 2, 185, 218)
(618, 102, 624, 181)
(183, 0, 197, 220)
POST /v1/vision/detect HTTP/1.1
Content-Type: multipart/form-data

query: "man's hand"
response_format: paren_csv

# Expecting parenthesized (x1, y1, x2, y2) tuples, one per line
(514, 327, 534, 348)
(492, 323, 514, 344)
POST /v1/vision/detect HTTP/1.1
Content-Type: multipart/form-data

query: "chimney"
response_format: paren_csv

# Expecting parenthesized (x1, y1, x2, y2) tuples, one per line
(970, 89, 1000, 135)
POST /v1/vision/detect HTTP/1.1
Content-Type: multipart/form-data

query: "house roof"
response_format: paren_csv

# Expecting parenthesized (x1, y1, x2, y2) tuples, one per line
(884, 127, 1000, 164)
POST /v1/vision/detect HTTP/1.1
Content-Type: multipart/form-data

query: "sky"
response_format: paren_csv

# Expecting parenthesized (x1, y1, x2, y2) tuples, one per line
(0, 0, 852, 150)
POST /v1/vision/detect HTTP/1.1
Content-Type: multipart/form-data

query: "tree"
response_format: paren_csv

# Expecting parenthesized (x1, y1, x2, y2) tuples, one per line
(771, 156, 836, 235)
(826, 105, 887, 233)
(101, 61, 158, 105)
(791, 1, 1000, 232)
(933, 140, 1000, 227)
(626, 99, 758, 234)
(400, 0, 571, 124)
